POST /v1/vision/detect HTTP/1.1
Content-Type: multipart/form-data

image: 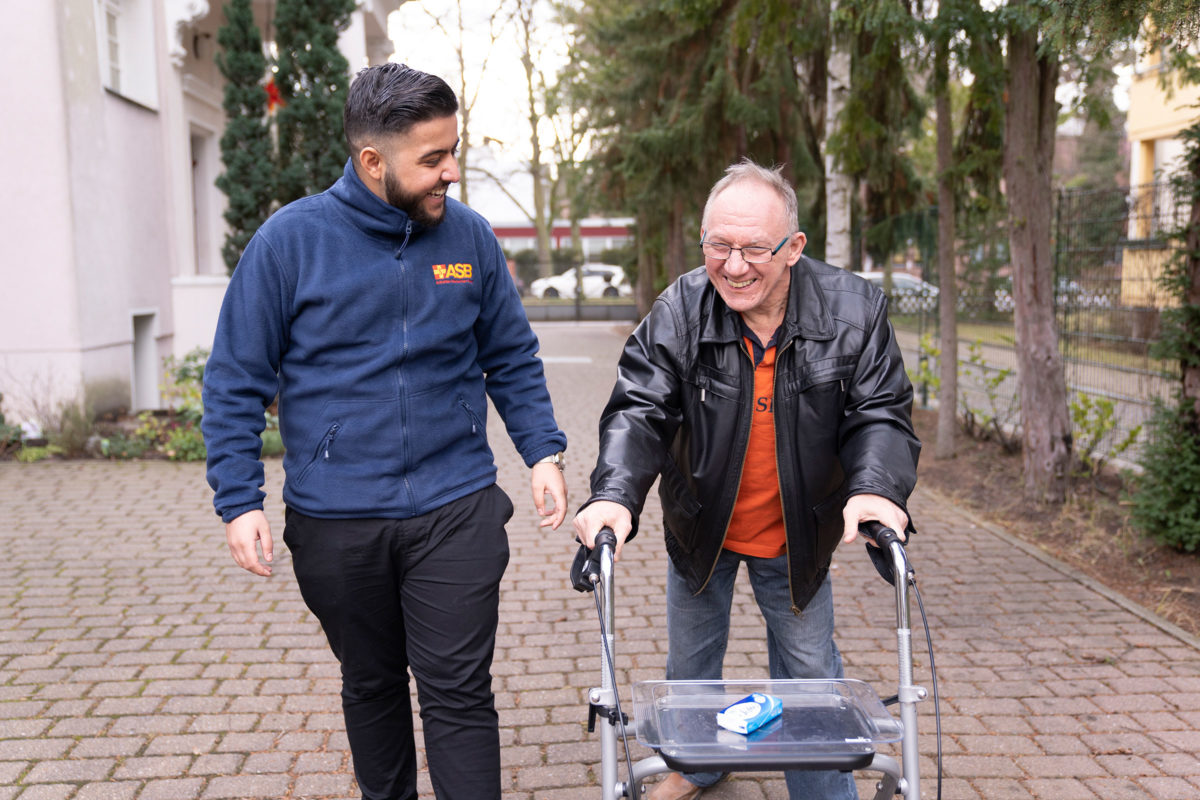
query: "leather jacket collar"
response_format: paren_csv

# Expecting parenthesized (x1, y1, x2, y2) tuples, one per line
(698, 256, 838, 348)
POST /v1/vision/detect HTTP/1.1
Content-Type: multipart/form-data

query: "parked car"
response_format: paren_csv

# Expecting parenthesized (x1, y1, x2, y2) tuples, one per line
(529, 264, 632, 299)
(854, 271, 939, 314)
(992, 277, 1114, 313)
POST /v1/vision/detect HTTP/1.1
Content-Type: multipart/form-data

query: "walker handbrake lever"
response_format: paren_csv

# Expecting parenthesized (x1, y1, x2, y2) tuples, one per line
(859, 520, 908, 586)
(570, 526, 618, 593)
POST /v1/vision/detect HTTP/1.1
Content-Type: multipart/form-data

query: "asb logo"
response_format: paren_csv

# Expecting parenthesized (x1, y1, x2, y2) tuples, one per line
(432, 262, 474, 285)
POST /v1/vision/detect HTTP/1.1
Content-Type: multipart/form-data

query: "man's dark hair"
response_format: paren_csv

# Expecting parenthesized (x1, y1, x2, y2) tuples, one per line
(343, 63, 459, 151)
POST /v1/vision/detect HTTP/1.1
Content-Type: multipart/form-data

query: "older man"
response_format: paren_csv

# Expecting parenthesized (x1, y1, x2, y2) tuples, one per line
(573, 160, 920, 800)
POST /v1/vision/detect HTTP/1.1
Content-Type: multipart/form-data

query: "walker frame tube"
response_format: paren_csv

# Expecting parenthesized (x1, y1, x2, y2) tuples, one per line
(589, 538, 923, 799)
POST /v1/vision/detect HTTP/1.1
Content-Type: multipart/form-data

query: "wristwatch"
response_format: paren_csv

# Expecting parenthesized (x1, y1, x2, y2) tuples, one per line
(537, 451, 566, 471)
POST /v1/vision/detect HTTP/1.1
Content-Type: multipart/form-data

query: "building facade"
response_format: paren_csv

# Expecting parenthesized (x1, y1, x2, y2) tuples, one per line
(0, 0, 400, 427)
(1121, 36, 1200, 308)
(490, 218, 633, 261)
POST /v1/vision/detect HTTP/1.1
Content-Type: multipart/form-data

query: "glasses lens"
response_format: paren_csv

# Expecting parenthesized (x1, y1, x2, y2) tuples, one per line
(741, 247, 771, 263)
(701, 242, 731, 260)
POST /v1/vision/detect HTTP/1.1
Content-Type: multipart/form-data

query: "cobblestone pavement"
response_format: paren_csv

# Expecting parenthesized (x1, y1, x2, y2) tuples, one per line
(3, 321, 1200, 800)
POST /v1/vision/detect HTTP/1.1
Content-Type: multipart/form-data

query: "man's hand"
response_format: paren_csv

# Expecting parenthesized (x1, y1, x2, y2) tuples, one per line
(573, 500, 633, 560)
(841, 493, 909, 545)
(226, 509, 274, 576)
(532, 462, 568, 530)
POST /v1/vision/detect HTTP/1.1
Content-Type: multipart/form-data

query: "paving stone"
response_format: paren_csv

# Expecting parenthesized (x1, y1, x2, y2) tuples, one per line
(22, 757, 114, 782)
(74, 782, 140, 800)
(136, 778, 205, 800)
(113, 755, 194, 779)
(198, 774, 291, 798)
(11, 786, 75, 800)
(70, 737, 146, 758)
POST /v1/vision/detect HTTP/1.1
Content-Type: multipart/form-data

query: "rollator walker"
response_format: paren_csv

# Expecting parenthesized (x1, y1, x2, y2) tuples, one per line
(573, 522, 939, 799)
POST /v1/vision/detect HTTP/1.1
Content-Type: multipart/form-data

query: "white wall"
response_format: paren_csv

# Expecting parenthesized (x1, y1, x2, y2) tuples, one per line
(0, 3, 84, 423)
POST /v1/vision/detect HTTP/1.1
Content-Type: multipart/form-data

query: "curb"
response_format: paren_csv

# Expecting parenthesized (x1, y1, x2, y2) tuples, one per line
(921, 485, 1200, 653)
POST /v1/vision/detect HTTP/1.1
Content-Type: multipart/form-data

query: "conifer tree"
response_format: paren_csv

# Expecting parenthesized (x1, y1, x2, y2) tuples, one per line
(214, 0, 274, 274)
(567, 0, 829, 309)
(273, 0, 356, 205)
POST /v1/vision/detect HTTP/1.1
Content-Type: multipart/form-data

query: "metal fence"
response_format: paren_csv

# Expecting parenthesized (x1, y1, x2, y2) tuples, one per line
(891, 179, 1188, 464)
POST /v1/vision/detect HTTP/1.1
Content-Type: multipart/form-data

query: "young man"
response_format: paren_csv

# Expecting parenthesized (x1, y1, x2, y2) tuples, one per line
(202, 63, 568, 800)
(573, 160, 920, 800)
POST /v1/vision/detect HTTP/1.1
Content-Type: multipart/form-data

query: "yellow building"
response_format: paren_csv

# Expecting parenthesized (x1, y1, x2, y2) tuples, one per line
(1122, 37, 1200, 308)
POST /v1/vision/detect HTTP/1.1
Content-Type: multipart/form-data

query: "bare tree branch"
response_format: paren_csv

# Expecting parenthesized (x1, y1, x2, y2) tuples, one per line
(467, 164, 534, 221)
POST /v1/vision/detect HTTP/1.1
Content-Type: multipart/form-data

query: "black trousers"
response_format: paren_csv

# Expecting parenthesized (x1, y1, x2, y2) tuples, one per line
(283, 484, 513, 800)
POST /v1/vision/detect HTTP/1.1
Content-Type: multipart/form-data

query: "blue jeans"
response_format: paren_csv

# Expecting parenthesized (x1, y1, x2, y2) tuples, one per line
(666, 549, 859, 800)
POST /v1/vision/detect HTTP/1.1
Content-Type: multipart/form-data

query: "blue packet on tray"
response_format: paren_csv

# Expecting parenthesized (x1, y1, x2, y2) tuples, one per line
(715, 692, 783, 734)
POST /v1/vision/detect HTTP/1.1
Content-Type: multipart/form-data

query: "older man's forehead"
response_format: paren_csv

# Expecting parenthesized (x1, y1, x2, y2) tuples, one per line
(706, 182, 790, 232)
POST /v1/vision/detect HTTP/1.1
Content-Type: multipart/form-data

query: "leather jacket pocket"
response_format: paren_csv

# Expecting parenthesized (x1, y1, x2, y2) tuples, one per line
(780, 356, 857, 398)
(811, 488, 849, 566)
(659, 457, 702, 553)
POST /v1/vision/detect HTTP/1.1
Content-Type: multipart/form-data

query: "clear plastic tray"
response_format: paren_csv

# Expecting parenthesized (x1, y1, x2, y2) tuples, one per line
(632, 679, 902, 772)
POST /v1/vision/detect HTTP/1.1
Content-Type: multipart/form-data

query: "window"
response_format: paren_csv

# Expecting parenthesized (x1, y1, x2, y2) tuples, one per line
(104, 1, 121, 91)
(95, 0, 158, 109)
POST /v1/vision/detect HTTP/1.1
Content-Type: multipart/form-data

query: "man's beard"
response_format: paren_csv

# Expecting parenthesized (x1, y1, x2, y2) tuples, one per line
(384, 171, 446, 228)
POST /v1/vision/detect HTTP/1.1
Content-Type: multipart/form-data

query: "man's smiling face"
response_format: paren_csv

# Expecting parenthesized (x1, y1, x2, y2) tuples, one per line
(379, 114, 460, 227)
(701, 180, 805, 326)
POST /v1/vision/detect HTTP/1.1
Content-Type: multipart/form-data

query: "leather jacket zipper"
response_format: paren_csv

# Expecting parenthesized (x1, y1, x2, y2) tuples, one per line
(696, 340, 754, 595)
(773, 338, 803, 614)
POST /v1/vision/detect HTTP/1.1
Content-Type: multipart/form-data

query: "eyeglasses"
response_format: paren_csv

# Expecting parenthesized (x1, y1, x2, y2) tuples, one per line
(699, 237, 789, 264)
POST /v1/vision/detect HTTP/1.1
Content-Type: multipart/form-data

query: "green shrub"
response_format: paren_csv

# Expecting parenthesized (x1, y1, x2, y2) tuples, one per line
(48, 399, 96, 457)
(0, 393, 23, 457)
(164, 425, 206, 462)
(162, 348, 208, 424)
(958, 339, 1020, 453)
(1129, 400, 1200, 553)
(907, 333, 941, 398)
(16, 445, 63, 463)
(101, 433, 148, 460)
(1070, 392, 1141, 477)
(261, 428, 285, 457)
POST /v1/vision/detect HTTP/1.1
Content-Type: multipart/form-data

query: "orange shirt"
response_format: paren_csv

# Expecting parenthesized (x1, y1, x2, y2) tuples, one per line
(724, 337, 786, 558)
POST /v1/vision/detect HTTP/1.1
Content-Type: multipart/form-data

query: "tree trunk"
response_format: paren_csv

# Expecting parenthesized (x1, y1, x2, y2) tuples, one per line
(636, 211, 656, 319)
(1004, 23, 1071, 504)
(934, 37, 958, 460)
(824, 0, 853, 269)
(666, 195, 687, 283)
(519, 7, 552, 279)
(453, 0, 470, 207)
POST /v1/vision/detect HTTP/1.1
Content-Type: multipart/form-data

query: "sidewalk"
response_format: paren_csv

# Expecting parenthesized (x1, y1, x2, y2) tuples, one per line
(2, 321, 1198, 800)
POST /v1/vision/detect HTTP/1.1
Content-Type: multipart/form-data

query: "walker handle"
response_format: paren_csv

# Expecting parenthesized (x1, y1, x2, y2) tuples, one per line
(594, 526, 618, 553)
(570, 526, 618, 592)
(859, 520, 903, 551)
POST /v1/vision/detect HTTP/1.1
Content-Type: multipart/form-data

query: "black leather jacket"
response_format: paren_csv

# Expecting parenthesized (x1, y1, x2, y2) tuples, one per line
(586, 256, 921, 612)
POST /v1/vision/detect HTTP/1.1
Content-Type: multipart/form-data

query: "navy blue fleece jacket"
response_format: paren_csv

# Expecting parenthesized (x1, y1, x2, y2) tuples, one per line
(202, 159, 566, 522)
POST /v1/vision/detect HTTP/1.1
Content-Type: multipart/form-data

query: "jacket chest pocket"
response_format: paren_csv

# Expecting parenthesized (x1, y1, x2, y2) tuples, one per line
(778, 358, 858, 425)
(685, 364, 740, 405)
(780, 356, 857, 395)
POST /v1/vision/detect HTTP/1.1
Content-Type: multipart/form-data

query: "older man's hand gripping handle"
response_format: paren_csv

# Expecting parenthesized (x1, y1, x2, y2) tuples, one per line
(572, 500, 633, 561)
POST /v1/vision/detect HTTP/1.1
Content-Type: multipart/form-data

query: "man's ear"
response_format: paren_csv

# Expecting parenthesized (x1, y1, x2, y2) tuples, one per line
(357, 145, 385, 182)
(786, 231, 807, 266)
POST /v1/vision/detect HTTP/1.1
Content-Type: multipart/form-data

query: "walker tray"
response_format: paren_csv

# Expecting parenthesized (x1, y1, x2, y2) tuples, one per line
(632, 679, 902, 773)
